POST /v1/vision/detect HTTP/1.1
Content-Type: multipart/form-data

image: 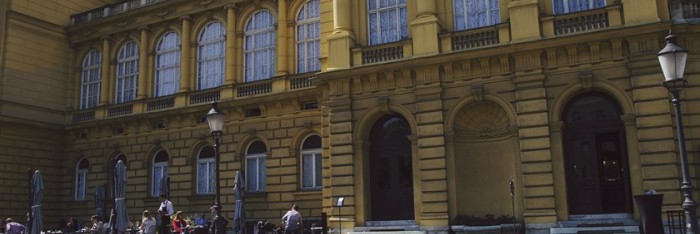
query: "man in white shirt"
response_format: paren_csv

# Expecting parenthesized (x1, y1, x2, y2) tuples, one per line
(281, 204, 301, 234)
(158, 194, 174, 234)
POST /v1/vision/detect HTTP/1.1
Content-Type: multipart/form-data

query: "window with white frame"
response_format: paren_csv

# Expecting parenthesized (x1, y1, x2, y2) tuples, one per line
(301, 135, 322, 189)
(553, 0, 605, 14)
(296, 0, 321, 73)
(197, 146, 216, 194)
(152, 150, 169, 197)
(155, 32, 181, 97)
(244, 10, 276, 82)
(115, 41, 139, 103)
(367, 0, 408, 46)
(197, 21, 226, 90)
(80, 49, 101, 109)
(454, 0, 500, 31)
(75, 158, 89, 200)
(245, 141, 267, 192)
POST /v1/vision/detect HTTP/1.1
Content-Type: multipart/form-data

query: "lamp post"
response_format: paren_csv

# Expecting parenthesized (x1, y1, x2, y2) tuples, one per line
(207, 101, 228, 234)
(658, 30, 698, 234)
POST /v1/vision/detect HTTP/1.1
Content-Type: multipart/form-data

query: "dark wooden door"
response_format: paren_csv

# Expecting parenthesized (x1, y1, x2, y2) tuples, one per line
(369, 115, 414, 221)
(563, 93, 632, 215)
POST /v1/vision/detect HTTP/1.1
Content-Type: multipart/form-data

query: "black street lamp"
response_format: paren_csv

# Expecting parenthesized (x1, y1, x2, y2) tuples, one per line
(658, 30, 698, 234)
(207, 101, 228, 234)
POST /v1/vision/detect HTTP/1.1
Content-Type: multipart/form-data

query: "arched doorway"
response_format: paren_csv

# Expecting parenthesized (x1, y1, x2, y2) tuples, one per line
(563, 93, 632, 214)
(369, 114, 414, 220)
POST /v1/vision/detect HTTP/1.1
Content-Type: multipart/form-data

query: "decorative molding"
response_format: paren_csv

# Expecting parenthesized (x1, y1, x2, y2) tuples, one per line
(579, 70, 593, 89)
(566, 45, 578, 64)
(479, 58, 490, 74)
(471, 84, 484, 101)
(545, 48, 557, 67)
(588, 41, 600, 61)
(377, 96, 389, 113)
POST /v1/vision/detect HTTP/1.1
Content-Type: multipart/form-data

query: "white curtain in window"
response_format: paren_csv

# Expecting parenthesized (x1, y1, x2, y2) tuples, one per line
(155, 32, 180, 97)
(198, 21, 225, 90)
(301, 152, 322, 188)
(553, 0, 605, 14)
(75, 170, 87, 200)
(245, 10, 276, 82)
(197, 158, 215, 194)
(367, 0, 407, 45)
(246, 154, 266, 192)
(116, 41, 139, 103)
(81, 49, 101, 109)
(152, 164, 168, 197)
(454, 0, 500, 31)
(296, 0, 321, 73)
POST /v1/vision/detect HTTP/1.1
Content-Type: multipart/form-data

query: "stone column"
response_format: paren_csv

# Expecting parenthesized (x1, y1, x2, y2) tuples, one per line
(225, 6, 236, 84)
(327, 0, 354, 70)
(100, 36, 112, 105)
(276, 0, 288, 75)
(179, 16, 192, 92)
(137, 27, 149, 99)
(411, 0, 440, 56)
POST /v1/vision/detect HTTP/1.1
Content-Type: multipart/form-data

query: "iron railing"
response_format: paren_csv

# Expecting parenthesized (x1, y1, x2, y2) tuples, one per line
(452, 26, 500, 51)
(237, 80, 273, 97)
(71, 0, 169, 25)
(553, 8, 609, 35)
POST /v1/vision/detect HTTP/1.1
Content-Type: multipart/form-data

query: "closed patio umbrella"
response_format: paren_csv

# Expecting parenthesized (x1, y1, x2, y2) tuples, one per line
(30, 170, 44, 234)
(232, 171, 245, 234)
(114, 160, 129, 234)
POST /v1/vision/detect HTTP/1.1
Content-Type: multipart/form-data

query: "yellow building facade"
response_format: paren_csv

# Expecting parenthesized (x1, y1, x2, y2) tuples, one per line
(1, 0, 700, 233)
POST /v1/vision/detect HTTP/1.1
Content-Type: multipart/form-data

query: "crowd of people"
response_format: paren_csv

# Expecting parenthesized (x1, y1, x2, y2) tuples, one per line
(2, 194, 305, 234)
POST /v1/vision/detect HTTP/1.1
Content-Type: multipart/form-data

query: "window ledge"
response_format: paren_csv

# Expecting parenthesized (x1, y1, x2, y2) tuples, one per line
(293, 190, 322, 200)
(187, 194, 215, 201)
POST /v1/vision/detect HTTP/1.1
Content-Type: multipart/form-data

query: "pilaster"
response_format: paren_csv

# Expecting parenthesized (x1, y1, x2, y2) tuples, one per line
(225, 6, 237, 85)
(411, 0, 440, 56)
(513, 51, 557, 225)
(621, 0, 661, 26)
(100, 36, 112, 106)
(327, 0, 354, 70)
(276, 0, 289, 75)
(508, 0, 541, 42)
(137, 27, 149, 99)
(179, 16, 192, 92)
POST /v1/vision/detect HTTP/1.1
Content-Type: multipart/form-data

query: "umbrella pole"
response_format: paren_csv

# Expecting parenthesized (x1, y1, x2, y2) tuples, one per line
(27, 169, 34, 234)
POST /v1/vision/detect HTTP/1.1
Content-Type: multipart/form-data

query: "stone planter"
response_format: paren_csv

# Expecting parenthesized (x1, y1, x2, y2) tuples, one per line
(452, 223, 522, 234)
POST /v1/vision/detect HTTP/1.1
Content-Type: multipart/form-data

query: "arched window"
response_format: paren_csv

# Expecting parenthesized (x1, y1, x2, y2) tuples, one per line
(300, 135, 322, 189)
(244, 10, 276, 82)
(296, 0, 321, 73)
(152, 150, 169, 197)
(197, 146, 216, 194)
(553, 0, 605, 14)
(454, 0, 500, 31)
(155, 32, 181, 97)
(80, 49, 101, 109)
(75, 158, 89, 200)
(367, 0, 408, 46)
(197, 21, 225, 90)
(245, 141, 267, 192)
(115, 41, 139, 103)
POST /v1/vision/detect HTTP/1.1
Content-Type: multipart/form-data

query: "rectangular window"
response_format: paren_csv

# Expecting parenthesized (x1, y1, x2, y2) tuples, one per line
(152, 165, 169, 197)
(553, 0, 605, 14)
(454, 0, 500, 31)
(301, 151, 322, 189)
(246, 154, 266, 192)
(197, 159, 215, 194)
(75, 171, 87, 200)
(367, 0, 408, 45)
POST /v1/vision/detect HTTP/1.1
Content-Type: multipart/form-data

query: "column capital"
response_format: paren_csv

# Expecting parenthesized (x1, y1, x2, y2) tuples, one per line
(179, 15, 192, 22)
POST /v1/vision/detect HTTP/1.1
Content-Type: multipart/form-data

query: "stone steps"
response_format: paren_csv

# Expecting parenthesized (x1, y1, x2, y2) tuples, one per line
(550, 213, 639, 234)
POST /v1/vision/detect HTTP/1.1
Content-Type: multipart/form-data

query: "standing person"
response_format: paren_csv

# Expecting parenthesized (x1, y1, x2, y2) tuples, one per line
(281, 204, 302, 234)
(140, 210, 157, 234)
(172, 211, 188, 234)
(4, 218, 26, 234)
(158, 193, 174, 234)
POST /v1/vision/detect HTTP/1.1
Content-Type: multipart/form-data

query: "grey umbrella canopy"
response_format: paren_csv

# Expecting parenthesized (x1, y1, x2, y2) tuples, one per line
(233, 171, 245, 234)
(114, 160, 129, 234)
(30, 170, 44, 234)
(94, 184, 105, 219)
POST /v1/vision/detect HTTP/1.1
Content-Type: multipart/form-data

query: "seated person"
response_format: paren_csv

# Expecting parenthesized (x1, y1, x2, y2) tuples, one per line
(172, 211, 189, 233)
(193, 213, 208, 227)
(65, 217, 80, 232)
(89, 215, 105, 234)
(139, 210, 157, 234)
(5, 218, 25, 234)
